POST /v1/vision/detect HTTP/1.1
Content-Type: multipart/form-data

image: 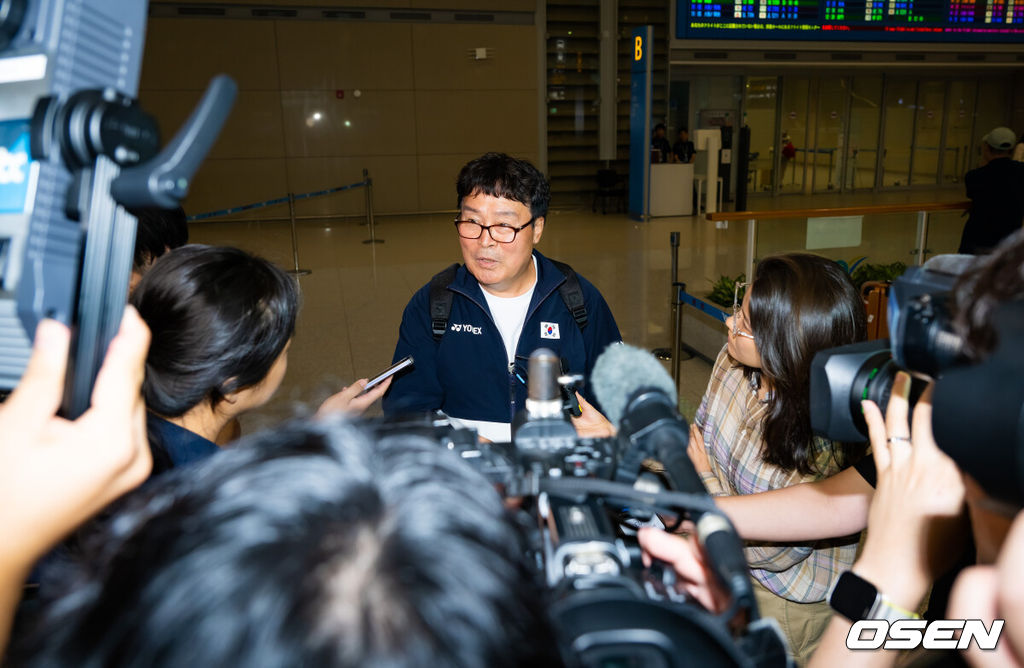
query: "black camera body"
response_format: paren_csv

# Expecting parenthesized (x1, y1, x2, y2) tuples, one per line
(810, 259, 1024, 506)
(810, 262, 966, 443)
(0, 0, 235, 417)
(372, 345, 790, 668)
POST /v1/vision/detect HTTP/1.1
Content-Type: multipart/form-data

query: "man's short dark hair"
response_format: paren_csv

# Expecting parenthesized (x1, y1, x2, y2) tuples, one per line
(456, 152, 550, 220)
(17, 420, 562, 667)
(128, 206, 188, 271)
(654, 123, 667, 133)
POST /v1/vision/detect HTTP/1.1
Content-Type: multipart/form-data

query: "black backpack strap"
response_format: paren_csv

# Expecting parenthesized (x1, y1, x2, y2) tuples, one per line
(550, 259, 588, 331)
(428, 263, 459, 341)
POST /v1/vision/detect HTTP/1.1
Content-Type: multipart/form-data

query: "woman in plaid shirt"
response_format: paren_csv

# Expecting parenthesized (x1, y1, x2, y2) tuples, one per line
(688, 253, 868, 665)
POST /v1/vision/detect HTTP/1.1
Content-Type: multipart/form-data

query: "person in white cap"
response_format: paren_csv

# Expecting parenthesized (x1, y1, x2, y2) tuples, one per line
(958, 126, 1024, 255)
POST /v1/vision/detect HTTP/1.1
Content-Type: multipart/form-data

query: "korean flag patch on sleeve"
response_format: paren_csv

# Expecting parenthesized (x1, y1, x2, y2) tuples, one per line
(541, 322, 560, 339)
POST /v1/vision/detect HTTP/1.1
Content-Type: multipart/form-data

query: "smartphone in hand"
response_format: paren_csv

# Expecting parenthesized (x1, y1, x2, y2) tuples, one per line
(359, 355, 413, 396)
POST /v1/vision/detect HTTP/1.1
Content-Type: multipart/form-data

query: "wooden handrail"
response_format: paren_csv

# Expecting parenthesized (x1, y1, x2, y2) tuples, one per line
(705, 200, 970, 222)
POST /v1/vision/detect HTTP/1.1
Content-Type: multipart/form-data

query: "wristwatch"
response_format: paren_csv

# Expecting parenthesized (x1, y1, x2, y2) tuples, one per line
(829, 571, 920, 623)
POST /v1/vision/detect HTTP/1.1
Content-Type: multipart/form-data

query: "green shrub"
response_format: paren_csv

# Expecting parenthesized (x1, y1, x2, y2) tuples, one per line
(707, 274, 745, 309)
(850, 261, 907, 291)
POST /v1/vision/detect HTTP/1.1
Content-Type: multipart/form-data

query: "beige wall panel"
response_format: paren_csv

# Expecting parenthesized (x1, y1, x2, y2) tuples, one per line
(139, 90, 286, 160)
(287, 156, 420, 215)
(275, 22, 414, 90)
(280, 90, 416, 157)
(152, 0, 412, 5)
(183, 158, 290, 219)
(415, 91, 536, 155)
(141, 19, 279, 91)
(151, 0, 528, 7)
(411, 24, 536, 91)
(416, 152, 539, 211)
(408, 0, 535, 10)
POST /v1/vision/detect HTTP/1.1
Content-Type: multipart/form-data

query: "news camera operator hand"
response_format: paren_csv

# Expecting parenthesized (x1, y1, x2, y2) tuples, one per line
(637, 527, 731, 614)
(808, 371, 968, 668)
(854, 373, 967, 617)
(315, 375, 392, 418)
(570, 391, 616, 438)
(0, 308, 153, 654)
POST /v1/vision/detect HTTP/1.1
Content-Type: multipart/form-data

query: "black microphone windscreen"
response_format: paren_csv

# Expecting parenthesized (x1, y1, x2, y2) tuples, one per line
(591, 343, 678, 426)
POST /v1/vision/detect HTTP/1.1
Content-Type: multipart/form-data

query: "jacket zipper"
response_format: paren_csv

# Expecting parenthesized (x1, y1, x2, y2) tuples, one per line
(451, 274, 566, 421)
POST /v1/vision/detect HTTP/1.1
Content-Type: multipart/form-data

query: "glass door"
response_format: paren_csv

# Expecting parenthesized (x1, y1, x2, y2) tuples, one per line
(881, 79, 916, 188)
(779, 77, 811, 194)
(813, 77, 848, 192)
(743, 76, 778, 194)
(847, 76, 882, 191)
(910, 80, 945, 186)
(943, 80, 977, 184)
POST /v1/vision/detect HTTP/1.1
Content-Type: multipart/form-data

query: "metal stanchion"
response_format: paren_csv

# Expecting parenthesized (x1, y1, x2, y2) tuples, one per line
(286, 193, 311, 276)
(914, 210, 930, 266)
(362, 168, 383, 244)
(652, 232, 687, 383)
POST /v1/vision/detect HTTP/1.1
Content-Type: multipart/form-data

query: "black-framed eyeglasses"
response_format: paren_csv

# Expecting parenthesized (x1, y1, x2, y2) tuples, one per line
(732, 281, 755, 341)
(454, 217, 536, 244)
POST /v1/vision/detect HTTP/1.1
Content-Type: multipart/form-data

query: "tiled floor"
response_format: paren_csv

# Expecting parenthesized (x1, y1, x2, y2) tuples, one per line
(188, 186, 967, 435)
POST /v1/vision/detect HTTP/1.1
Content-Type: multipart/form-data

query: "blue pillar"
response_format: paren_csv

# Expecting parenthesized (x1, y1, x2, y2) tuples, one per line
(628, 25, 653, 221)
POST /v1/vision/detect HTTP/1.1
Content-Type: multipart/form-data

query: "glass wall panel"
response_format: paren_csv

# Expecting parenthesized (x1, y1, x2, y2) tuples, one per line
(754, 213, 922, 268)
(814, 77, 847, 192)
(743, 76, 778, 193)
(911, 80, 945, 186)
(882, 79, 916, 187)
(943, 80, 977, 184)
(779, 77, 811, 193)
(847, 76, 882, 190)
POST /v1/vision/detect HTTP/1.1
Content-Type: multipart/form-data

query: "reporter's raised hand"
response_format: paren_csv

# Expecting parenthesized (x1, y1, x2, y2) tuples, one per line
(316, 375, 391, 418)
(855, 372, 967, 614)
(0, 308, 153, 570)
(687, 422, 712, 475)
(638, 527, 730, 613)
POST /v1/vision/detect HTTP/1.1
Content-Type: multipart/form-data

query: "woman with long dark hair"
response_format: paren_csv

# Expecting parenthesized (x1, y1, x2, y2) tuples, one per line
(131, 245, 387, 475)
(687, 253, 867, 664)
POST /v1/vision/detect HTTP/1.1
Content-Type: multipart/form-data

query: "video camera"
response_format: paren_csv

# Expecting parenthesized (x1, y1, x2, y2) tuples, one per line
(810, 255, 1024, 506)
(0, 0, 235, 416)
(375, 345, 790, 668)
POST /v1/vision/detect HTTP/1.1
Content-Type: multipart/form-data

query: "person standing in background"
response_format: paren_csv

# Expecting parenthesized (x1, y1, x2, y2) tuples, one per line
(958, 127, 1024, 255)
(672, 128, 696, 164)
(651, 123, 671, 164)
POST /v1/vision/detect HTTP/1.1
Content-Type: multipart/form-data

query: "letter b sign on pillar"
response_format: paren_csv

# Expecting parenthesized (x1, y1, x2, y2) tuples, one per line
(629, 25, 653, 221)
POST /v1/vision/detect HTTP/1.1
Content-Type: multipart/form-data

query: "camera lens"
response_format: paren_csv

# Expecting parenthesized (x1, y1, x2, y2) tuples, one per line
(894, 293, 963, 379)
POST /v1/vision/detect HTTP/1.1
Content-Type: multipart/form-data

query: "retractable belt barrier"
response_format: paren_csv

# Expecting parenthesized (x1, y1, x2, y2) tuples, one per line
(184, 170, 380, 276)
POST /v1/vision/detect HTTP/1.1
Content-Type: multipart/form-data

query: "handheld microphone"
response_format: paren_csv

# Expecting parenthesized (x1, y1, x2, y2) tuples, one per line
(591, 343, 755, 614)
(591, 342, 705, 495)
(525, 348, 563, 419)
(513, 348, 577, 458)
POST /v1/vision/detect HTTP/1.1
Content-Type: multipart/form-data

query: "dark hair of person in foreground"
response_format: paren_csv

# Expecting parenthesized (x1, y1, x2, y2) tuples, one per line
(13, 419, 563, 668)
(953, 226, 1024, 362)
(745, 253, 867, 476)
(128, 206, 189, 273)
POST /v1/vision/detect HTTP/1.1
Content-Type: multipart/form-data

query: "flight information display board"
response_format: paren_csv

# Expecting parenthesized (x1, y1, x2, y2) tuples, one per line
(677, 0, 1024, 41)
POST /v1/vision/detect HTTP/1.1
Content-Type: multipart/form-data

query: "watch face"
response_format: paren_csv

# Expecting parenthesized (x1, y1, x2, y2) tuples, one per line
(830, 571, 877, 621)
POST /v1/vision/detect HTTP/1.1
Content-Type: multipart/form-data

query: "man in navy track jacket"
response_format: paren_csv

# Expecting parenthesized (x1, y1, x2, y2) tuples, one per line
(383, 153, 621, 442)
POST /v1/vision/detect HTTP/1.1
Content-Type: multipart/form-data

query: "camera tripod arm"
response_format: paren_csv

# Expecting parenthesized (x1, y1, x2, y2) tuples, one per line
(111, 74, 237, 208)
